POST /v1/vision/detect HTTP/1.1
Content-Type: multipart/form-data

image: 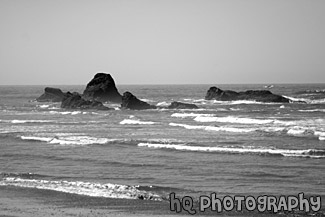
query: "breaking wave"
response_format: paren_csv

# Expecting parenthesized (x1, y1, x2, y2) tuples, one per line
(171, 113, 214, 118)
(0, 177, 162, 200)
(20, 135, 113, 145)
(138, 143, 325, 158)
(120, 119, 156, 125)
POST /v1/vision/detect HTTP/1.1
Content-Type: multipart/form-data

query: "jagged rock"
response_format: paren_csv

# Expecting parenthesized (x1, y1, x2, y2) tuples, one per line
(36, 87, 67, 102)
(205, 86, 290, 103)
(61, 93, 110, 110)
(121, 92, 156, 110)
(83, 73, 122, 103)
(168, 101, 198, 109)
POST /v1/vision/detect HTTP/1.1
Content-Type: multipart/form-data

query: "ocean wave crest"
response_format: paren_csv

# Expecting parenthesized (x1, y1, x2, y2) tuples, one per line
(20, 135, 113, 145)
(138, 143, 325, 158)
(120, 119, 156, 125)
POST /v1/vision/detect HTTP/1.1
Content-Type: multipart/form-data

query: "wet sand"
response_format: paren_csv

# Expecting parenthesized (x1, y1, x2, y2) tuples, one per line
(0, 186, 323, 217)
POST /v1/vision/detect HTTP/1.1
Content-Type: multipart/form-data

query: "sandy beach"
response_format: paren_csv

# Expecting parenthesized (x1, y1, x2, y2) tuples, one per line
(1, 186, 324, 217)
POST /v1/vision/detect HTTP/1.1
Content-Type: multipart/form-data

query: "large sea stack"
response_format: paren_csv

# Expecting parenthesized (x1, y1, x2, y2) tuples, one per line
(121, 92, 156, 110)
(83, 73, 122, 103)
(205, 86, 290, 103)
(36, 87, 68, 102)
(61, 92, 110, 110)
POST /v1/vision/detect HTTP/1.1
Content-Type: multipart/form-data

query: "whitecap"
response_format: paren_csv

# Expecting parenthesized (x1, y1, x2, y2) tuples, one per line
(171, 113, 214, 118)
(169, 123, 255, 133)
(120, 119, 156, 125)
(138, 143, 325, 158)
(194, 116, 274, 125)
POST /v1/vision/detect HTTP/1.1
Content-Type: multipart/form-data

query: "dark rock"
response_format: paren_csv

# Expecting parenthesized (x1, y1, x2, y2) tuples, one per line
(205, 86, 290, 103)
(36, 87, 67, 102)
(83, 73, 122, 103)
(168, 101, 198, 109)
(61, 93, 110, 110)
(121, 92, 156, 110)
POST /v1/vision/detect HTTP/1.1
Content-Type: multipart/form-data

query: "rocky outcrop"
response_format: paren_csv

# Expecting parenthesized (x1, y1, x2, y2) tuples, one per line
(61, 92, 110, 110)
(205, 86, 290, 103)
(121, 92, 156, 110)
(83, 73, 122, 103)
(36, 87, 68, 102)
(167, 101, 198, 109)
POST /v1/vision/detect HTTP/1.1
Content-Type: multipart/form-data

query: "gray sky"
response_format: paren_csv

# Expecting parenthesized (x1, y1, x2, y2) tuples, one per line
(0, 0, 324, 85)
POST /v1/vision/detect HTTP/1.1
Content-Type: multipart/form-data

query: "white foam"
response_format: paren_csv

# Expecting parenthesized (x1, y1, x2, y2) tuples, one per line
(169, 123, 255, 133)
(156, 101, 170, 107)
(120, 119, 156, 125)
(39, 105, 49, 108)
(0, 178, 161, 200)
(171, 113, 214, 118)
(138, 143, 325, 158)
(20, 135, 111, 145)
(299, 109, 325, 112)
(194, 116, 274, 125)
(11, 120, 53, 124)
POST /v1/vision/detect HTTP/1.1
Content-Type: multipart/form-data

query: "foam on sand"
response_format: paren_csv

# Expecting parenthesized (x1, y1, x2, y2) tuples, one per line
(138, 143, 325, 158)
(0, 177, 162, 200)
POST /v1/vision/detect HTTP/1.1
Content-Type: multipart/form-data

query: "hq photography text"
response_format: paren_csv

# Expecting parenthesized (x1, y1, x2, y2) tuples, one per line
(169, 192, 321, 215)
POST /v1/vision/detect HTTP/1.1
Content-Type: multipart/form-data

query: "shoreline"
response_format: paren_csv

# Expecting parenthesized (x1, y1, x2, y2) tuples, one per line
(1, 186, 324, 217)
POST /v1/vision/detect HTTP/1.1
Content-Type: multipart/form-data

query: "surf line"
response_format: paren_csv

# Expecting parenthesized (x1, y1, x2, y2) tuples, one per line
(169, 192, 321, 215)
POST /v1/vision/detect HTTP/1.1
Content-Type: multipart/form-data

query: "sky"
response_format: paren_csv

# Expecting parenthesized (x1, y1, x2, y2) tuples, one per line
(0, 0, 324, 85)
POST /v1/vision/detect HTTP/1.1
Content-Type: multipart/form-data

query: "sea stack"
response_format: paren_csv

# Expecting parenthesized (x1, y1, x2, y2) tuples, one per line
(167, 101, 198, 109)
(61, 92, 110, 110)
(121, 91, 156, 110)
(36, 87, 68, 102)
(83, 73, 122, 103)
(205, 86, 290, 103)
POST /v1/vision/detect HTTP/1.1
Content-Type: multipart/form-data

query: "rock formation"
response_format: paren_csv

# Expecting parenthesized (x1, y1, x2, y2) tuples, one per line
(167, 101, 198, 109)
(61, 92, 110, 110)
(205, 86, 290, 103)
(121, 92, 156, 110)
(83, 73, 122, 103)
(36, 87, 68, 102)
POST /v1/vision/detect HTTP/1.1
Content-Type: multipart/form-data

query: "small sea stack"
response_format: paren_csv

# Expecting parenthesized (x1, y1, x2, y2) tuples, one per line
(83, 73, 122, 103)
(121, 91, 156, 110)
(61, 92, 110, 110)
(205, 86, 290, 103)
(36, 87, 69, 102)
(167, 101, 198, 109)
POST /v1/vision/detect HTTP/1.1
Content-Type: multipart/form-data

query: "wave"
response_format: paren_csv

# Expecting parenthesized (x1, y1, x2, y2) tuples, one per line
(11, 120, 53, 124)
(120, 119, 156, 125)
(49, 111, 98, 115)
(138, 143, 325, 158)
(298, 109, 325, 113)
(0, 177, 162, 200)
(284, 95, 325, 104)
(20, 135, 114, 145)
(171, 113, 214, 118)
(296, 89, 325, 94)
(194, 116, 275, 125)
(169, 123, 255, 133)
(169, 122, 325, 140)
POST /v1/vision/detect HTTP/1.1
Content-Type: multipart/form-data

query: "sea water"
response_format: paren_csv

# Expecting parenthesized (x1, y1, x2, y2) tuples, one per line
(0, 84, 324, 202)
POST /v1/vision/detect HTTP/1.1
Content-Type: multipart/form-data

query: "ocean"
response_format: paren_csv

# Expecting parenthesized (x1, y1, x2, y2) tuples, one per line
(0, 84, 325, 213)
